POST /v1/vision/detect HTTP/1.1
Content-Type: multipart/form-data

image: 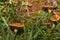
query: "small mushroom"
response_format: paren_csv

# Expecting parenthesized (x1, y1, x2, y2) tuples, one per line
(42, 5, 57, 12)
(53, 10, 60, 15)
(50, 11, 60, 21)
(43, 5, 57, 9)
(50, 15, 60, 21)
(50, 11, 60, 25)
(9, 22, 24, 33)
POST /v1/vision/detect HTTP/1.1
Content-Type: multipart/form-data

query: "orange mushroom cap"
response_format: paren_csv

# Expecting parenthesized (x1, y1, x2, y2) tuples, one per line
(50, 11, 60, 21)
(9, 22, 24, 28)
(50, 15, 60, 21)
(43, 5, 57, 9)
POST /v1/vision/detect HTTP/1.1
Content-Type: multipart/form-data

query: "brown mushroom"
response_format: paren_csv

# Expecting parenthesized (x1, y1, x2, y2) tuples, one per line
(50, 15, 60, 21)
(53, 10, 60, 15)
(9, 22, 24, 33)
(50, 11, 60, 21)
(43, 5, 57, 9)
(42, 5, 57, 12)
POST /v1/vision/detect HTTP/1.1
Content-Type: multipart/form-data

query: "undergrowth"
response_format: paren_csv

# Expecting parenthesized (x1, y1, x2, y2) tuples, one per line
(0, 0, 60, 40)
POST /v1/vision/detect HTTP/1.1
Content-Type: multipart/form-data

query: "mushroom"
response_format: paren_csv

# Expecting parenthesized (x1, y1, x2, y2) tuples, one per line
(50, 11, 60, 21)
(9, 22, 24, 33)
(42, 5, 57, 12)
(50, 11, 60, 25)
(50, 15, 60, 21)
(43, 5, 57, 9)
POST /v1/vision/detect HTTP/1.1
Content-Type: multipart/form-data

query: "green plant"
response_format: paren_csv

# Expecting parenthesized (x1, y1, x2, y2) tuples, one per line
(0, 0, 60, 40)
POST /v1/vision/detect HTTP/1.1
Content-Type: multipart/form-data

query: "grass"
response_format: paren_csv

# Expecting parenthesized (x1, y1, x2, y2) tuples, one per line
(0, 0, 60, 40)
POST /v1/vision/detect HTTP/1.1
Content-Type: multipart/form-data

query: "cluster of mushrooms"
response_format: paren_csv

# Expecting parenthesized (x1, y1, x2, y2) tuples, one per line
(9, 0, 60, 33)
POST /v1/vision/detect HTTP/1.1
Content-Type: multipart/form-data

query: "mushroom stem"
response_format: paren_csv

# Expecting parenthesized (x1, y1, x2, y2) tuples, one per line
(48, 9, 52, 13)
(14, 29, 18, 33)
